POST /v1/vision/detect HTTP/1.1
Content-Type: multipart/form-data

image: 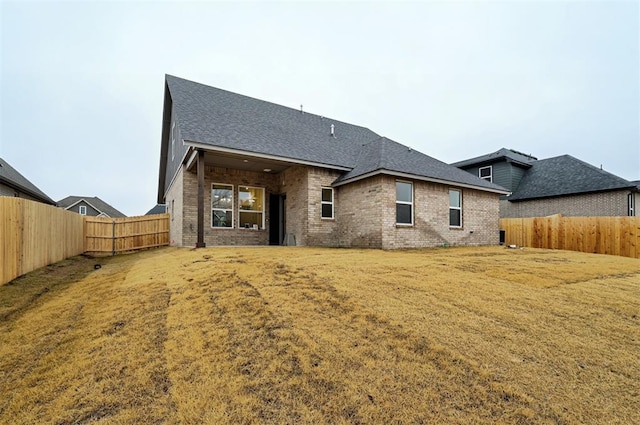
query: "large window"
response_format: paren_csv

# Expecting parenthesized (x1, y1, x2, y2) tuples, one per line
(396, 181, 413, 225)
(212, 184, 233, 228)
(479, 166, 492, 182)
(449, 189, 462, 227)
(321, 187, 334, 219)
(239, 186, 265, 229)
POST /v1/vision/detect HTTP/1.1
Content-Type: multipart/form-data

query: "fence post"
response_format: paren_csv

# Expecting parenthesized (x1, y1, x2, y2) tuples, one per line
(112, 220, 116, 256)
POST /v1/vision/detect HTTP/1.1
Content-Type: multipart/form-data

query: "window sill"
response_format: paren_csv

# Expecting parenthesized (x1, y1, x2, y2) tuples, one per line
(396, 223, 414, 228)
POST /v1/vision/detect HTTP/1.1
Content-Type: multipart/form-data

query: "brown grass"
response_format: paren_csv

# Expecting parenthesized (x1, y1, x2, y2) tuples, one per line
(0, 246, 638, 424)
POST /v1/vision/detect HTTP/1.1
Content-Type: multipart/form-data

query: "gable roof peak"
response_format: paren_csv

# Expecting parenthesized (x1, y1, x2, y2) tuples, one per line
(450, 147, 537, 168)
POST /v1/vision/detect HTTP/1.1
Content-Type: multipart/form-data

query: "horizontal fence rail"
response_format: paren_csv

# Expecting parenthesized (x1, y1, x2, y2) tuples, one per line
(84, 214, 170, 255)
(1, 197, 85, 285)
(500, 215, 640, 259)
(1, 197, 171, 285)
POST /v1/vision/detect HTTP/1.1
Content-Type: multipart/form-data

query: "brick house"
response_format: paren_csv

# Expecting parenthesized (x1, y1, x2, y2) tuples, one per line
(157, 75, 508, 249)
(452, 148, 638, 218)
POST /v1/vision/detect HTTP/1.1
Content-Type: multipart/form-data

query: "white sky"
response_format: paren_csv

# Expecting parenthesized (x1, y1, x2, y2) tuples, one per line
(1, 0, 638, 216)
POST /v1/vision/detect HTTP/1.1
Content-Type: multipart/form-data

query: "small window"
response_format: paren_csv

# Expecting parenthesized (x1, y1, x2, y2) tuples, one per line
(212, 184, 233, 228)
(479, 166, 492, 182)
(171, 122, 176, 161)
(629, 193, 636, 217)
(449, 190, 462, 227)
(79, 205, 87, 216)
(321, 188, 334, 219)
(396, 181, 413, 225)
(239, 186, 265, 229)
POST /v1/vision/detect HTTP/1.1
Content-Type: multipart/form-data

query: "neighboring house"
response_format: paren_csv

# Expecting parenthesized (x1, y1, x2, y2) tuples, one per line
(157, 75, 508, 249)
(146, 204, 167, 215)
(0, 157, 56, 205)
(452, 148, 638, 217)
(58, 196, 126, 218)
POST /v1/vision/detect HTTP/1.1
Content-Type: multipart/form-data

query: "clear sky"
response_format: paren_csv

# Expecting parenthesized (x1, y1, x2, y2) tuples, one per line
(1, 0, 638, 216)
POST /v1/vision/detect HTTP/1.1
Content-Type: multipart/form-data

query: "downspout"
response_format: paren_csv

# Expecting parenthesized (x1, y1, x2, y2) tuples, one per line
(196, 149, 206, 248)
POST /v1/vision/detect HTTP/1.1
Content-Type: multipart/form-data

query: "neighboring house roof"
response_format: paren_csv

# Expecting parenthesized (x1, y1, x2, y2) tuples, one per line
(451, 148, 537, 168)
(508, 155, 636, 201)
(146, 204, 166, 215)
(164, 75, 508, 195)
(57, 196, 126, 218)
(334, 137, 507, 192)
(0, 157, 56, 204)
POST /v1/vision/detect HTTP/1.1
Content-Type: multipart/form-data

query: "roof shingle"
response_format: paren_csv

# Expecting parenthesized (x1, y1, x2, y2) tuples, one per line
(335, 137, 507, 192)
(451, 148, 537, 168)
(508, 155, 635, 201)
(166, 75, 507, 194)
(57, 196, 126, 218)
(0, 157, 55, 204)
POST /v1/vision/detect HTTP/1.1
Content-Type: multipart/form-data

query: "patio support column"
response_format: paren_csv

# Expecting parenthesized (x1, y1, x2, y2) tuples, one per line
(196, 149, 206, 248)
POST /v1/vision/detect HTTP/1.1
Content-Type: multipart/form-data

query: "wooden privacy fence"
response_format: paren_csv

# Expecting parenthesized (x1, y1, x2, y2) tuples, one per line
(1, 197, 171, 285)
(500, 215, 640, 259)
(84, 214, 170, 255)
(1, 197, 85, 286)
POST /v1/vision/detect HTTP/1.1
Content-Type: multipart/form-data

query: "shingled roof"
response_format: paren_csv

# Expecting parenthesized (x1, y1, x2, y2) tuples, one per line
(164, 75, 508, 194)
(57, 196, 126, 218)
(166, 75, 378, 169)
(335, 137, 507, 192)
(0, 157, 55, 204)
(508, 155, 636, 201)
(451, 148, 537, 168)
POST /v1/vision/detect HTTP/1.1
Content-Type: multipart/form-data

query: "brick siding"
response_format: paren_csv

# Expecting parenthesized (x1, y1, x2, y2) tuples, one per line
(501, 190, 633, 218)
(165, 166, 184, 246)
(337, 176, 384, 248)
(182, 166, 280, 247)
(279, 166, 309, 246)
(336, 175, 500, 249)
(172, 164, 501, 248)
(306, 168, 343, 246)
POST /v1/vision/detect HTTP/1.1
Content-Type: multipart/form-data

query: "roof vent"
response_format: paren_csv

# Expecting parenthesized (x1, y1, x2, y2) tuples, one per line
(300, 104, 303, 114)
(330, 124, 335, 137)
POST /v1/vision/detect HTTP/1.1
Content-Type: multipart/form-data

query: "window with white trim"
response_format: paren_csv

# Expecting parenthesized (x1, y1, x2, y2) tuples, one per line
(396, 181, 413, 225)
(79, 205, 87, 216)
(449, 189, 462, 227)
(212, 184, 233, 228)
(321, 187, 334, 219)
(629, 193, 636, 216)
(239, 186, 265, 229)
(479, 166, 492, 182)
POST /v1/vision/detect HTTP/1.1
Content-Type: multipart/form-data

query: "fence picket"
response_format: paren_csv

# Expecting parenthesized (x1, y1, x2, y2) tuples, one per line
(1, 197, 170, 285)
(500, 215, 640, 259)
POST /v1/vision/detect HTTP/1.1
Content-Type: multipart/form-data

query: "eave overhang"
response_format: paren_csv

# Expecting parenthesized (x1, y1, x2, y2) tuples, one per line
(183, 140, 352, 172)
(333, 169, 511, 195)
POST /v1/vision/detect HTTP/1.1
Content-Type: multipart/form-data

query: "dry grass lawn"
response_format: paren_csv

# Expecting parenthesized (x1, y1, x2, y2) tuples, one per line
(0, 246, 638, 424)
